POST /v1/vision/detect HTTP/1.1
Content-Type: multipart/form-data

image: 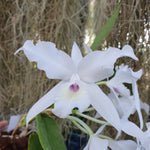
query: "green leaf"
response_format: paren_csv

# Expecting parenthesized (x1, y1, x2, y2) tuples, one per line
(19, 114, 27, 127)
(90, 0, 122, 50)
(28, 133, 42, 150)
(36, 114, 67, 150)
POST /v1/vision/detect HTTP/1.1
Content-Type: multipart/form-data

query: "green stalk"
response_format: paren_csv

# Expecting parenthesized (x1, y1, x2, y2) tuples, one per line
(73, 110, 111, 126)
(67, 116, 93, 135)
(83, 107, 95, 112)
(96, 81, 107, 86)
(98, 134, 114, 141)
(69, 119, 88, 134)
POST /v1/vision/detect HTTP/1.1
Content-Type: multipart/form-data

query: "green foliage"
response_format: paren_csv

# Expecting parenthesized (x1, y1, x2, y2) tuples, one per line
(28, 133, 42, 150)
(90, 0, 122, 50)
(19, 114, 27, 127)
(36, 114, 67, 150)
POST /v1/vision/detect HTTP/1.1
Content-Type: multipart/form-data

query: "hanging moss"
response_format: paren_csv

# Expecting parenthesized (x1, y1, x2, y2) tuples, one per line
(0, 0, 89, 119)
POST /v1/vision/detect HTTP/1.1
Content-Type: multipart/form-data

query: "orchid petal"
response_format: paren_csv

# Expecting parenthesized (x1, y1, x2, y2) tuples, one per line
(108, 91, 126, 118)
(83, 43, 92, 53)
(130, 69, 143, 129)
(15, 40, 75, 80)
(109, 140, 137, 150)
(119, 97, 136, 118)
(146, 122, 150, 130)
(144, 123, 150, 137)
(132, 81, 143, 129)
(107, 65, 142, 96)
(107, 65, 144, 129)
(120, 119, 146, 140)
(112, 84, 130, 97)
(140, 101, 149, 114)
(107, 65, 132, 91)
(90, 136, 108, 150)
(26, 81, 64, 125)
(121, 45, 138, 60)
(78, 45, 138, 83)
(84, 135, 108, 150)
(89, 84, 121, 131)
(7, 115, 21, 132)
(141, 140, 150, 150)
(108, 90, 137, 120)
(131, 69, 143, 79)
(71, 42, 83, 68)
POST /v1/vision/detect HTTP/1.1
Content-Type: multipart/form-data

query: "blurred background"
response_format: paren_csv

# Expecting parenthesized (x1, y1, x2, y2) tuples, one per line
(0, 0, 149, 142)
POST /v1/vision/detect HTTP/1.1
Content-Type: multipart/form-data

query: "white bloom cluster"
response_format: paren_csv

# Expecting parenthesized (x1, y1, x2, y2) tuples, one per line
(15, 41, 150, 150)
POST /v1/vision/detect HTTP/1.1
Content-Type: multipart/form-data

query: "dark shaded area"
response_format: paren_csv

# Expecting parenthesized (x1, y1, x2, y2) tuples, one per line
(66, 132, 88, 150)
(0, 132, 28, 150)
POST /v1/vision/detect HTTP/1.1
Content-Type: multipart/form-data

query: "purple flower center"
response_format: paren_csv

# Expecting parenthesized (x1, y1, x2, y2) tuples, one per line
(69, 84, 79, 92)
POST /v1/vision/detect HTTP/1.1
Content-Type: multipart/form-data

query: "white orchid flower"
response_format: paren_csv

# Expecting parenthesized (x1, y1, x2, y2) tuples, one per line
(144, 122, 150, 137)
(83, 135, 108, 150)
(84, 127, 138, 150)
(136, 122, 150, 150)
(109, 139, 150, 150)
(136, 140, 150, 150)
(15, 41, 138, 129)
(107, 65, 149, 129)
(84, 119, 146, 150)
(108, 92, 149, 121)
(83, 124, 109, 150)
(107, 64, 135, 97)
(109, 140, 137, 150)
(109, 122, 150, 150)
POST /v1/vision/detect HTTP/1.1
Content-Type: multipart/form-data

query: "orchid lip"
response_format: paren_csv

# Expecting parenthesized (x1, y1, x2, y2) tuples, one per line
(69, 83, 79, 92)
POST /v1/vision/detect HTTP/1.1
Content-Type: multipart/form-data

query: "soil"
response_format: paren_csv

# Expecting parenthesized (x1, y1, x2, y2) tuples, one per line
(0, 130, 29, 150)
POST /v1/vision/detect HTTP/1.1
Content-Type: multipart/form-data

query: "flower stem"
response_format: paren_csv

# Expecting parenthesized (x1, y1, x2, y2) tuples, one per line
(96, 81, 107, 85)
(84, 107, 95, 112)
(69, 119, 88, 134)
(73, 110, 111, 126)
(98, 134, 114, 141)
(67, 115, 93, 135)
